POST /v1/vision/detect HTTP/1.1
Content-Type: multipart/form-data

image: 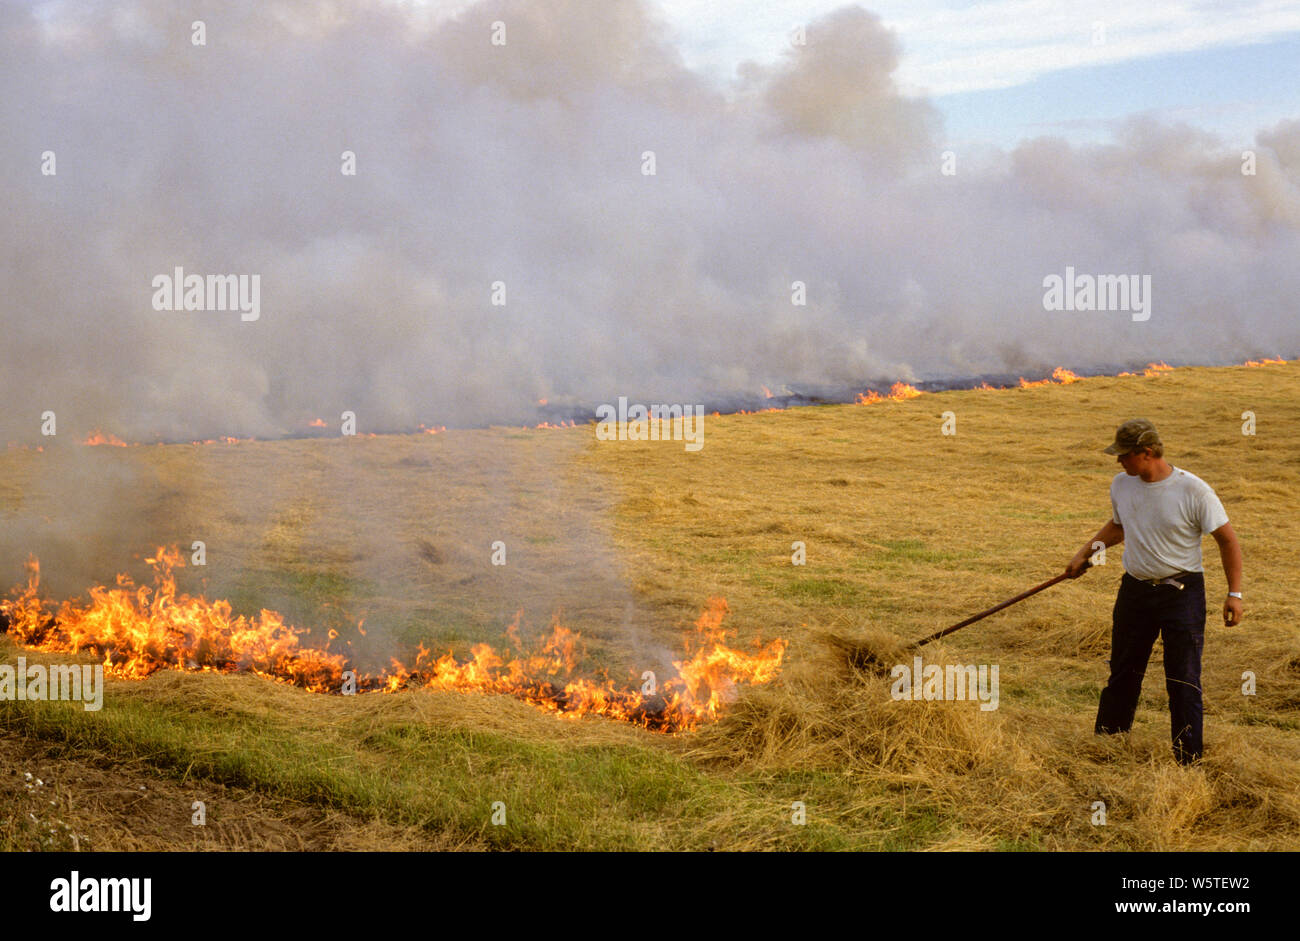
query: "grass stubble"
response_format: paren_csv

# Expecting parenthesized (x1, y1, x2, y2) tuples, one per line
(1, 362, 1297, 850)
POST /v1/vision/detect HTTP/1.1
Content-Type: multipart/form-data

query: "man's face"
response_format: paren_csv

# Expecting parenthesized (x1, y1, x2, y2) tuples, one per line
(1117, 448, 1150, 475)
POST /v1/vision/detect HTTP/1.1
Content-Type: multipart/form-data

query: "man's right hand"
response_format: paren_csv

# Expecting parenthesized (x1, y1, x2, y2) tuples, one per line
(1069, 521, 1120, 579)
(1065, 553, 1091, 579)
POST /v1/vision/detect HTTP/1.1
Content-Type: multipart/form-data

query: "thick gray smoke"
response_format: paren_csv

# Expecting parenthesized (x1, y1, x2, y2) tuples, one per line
(2, 0, 1299, 443)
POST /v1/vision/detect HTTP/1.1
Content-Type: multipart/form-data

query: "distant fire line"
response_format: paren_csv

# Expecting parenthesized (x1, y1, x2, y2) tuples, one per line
(0, 358, 1287, 452)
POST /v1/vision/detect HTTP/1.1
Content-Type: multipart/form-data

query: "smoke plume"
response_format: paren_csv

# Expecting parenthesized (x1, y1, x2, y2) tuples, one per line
(2, 0, 1298, 443)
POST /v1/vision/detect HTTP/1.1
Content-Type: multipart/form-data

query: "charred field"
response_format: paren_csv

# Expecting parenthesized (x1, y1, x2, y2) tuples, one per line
(2, 361, 1299, 851)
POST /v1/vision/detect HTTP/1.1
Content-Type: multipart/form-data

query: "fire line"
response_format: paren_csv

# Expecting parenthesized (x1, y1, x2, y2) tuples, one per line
(0, 549, 786, 733)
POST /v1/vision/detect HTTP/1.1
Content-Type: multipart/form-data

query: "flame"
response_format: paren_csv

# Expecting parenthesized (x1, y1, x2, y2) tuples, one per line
(671, 597, 786, 723)
(308, 418, 328, 428)
(1143, 361, 1173, 377)
(1244, 357, 1285, 366)
(83, 430, 129, 447)
(417, 424, 446, 435)
(1016, 366, 1082, 388)
(856, 382, 922, 405)
(534, 420, 577, 429)
(761, 386, 774, 399)
(537, 398, 548, 406)
(0, 550, 785, 733)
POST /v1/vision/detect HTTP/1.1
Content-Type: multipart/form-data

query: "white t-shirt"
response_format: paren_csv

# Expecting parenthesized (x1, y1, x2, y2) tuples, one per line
(1110, 466, 1229, 580)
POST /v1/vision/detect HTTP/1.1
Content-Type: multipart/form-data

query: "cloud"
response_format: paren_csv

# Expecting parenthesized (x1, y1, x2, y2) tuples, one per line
(655, 0, 1300, 96)
(890, 0, 1300, 95)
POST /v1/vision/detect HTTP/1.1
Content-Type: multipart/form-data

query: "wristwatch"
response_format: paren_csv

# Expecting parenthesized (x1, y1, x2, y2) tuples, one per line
(1228, 592, 1243, 599)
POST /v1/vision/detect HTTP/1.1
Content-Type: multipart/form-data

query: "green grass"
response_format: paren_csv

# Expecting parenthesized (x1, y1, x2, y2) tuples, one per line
(0, 676, 905, 850)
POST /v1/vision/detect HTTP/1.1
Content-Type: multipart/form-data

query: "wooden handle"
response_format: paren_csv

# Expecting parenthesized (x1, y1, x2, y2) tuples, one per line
(910, 562, 1088, 650)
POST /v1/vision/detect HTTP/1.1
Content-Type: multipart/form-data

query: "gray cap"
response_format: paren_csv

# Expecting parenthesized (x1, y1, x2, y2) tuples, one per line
(1104, 418, 1162, 455)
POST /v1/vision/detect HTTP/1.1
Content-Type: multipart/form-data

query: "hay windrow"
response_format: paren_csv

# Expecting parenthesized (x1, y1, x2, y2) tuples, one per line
(690, 633, 1300, 849)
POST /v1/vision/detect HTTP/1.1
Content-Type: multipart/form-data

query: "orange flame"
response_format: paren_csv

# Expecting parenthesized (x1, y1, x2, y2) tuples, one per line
(83, 430, 129, 447)
(1143, 361, 1173, 377)
(761, 386, 774, 399)
(1244, 357, 1285, 367)
(0, 551, 785, 733)
(1017, 366, 1082, 388)
(856, 382, 922, 405)
(308, 418, 328, 428)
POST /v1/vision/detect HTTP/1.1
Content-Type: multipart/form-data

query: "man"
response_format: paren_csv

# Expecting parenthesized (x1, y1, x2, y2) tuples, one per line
(1065, 418, 1243, 765)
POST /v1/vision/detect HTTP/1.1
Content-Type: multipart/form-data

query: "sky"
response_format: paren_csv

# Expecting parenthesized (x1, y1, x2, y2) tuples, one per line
(416, 0, 1300, 148)
(658, 0, 1300, 146)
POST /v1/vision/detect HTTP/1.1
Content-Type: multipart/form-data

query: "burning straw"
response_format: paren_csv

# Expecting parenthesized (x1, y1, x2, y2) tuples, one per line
(0, 548, 787, 733)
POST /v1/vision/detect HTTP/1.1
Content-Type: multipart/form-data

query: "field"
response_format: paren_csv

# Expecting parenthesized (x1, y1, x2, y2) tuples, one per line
(2, 361, 1298, 851)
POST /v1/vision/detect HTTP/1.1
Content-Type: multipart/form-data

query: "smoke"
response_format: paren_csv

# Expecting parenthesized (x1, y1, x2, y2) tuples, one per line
(0, 443, 181, 600)
(2, 0, 1299, 444)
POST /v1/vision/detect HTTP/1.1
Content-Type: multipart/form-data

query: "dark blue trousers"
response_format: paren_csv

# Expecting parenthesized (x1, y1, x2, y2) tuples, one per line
(1095, 571, 1206, 764)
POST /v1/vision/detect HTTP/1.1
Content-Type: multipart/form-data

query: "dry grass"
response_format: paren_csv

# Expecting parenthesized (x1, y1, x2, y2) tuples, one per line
(596, 361, 1300, 849)
(2, 361, 1298, 849)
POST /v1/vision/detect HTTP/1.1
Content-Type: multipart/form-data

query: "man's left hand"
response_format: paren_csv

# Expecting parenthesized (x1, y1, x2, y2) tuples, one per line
(1223, 596, 1244, 627)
